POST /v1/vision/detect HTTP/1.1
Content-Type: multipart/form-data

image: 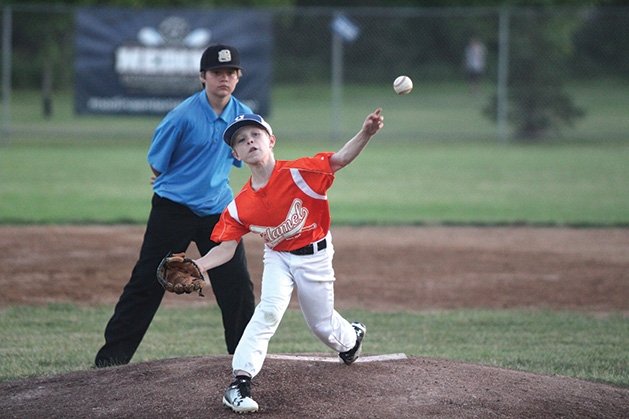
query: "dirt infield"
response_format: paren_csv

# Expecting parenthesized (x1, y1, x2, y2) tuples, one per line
(1, 225, 628, 418)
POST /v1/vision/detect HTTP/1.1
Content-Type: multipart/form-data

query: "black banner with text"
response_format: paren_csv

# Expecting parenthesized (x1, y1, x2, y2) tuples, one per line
(74, 7, 272, 116)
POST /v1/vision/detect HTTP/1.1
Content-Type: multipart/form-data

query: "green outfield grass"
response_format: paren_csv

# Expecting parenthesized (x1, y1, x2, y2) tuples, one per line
(2, 84, 628, 225)
(7, 80, 628, 143)
(1, 304, 627, 386)
(1, 138, 627, 225)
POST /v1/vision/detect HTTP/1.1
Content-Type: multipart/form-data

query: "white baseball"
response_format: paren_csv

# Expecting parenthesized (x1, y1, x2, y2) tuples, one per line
(393, 75, 413, 95)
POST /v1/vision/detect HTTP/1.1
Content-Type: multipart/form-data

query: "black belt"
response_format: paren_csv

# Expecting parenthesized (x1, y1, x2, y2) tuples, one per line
(289, 238, 327, 256)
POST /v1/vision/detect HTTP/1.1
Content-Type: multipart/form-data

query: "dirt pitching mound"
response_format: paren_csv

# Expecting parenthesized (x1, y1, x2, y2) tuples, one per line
(2, 355, 628, 418)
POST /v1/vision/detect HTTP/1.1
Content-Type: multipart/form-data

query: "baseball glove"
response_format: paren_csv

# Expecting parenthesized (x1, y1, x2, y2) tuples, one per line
(157, 252, 206, 297)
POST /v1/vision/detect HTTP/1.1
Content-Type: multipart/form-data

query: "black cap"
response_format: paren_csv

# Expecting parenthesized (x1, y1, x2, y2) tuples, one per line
(200, 44, 243, 71)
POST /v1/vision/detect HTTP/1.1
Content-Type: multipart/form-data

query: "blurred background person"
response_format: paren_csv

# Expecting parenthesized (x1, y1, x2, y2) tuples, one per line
(464, 37, 487, 94)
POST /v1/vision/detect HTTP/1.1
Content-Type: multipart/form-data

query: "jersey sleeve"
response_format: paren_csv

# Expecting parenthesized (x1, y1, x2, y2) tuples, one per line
(147, 113, 183, 173)
(210, 199, 250, 243)
(289, 152, 335, 195)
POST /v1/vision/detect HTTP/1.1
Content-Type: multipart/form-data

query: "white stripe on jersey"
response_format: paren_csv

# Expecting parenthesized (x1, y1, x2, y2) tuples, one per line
(290, 168, 327, 200)
(226, 200, 243, 225)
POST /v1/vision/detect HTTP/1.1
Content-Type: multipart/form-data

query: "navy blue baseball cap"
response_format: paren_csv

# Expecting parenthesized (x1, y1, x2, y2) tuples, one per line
(223, 114, 273, 147)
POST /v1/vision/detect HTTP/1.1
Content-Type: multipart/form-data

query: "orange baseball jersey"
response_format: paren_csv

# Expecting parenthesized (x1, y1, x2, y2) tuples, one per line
(211, 152, 335, 251)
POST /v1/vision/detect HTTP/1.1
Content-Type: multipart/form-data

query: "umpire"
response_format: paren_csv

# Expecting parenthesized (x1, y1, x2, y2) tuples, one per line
(95, 44, 256, 367)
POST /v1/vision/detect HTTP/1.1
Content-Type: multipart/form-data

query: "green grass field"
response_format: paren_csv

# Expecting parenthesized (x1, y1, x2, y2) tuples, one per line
(0, 84, 627, 386)
(6, 80, 629, 143)
(1, 139, 627, 225)
(1, 304, 627, 386)
(2, 85, 628, 225)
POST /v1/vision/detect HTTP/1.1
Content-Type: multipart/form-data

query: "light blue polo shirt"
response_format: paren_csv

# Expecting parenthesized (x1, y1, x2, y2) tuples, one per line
(148, 91, 252, 216)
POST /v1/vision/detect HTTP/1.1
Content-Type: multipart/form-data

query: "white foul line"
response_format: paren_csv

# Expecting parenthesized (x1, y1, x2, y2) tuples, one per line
(266, 353, 407, 363)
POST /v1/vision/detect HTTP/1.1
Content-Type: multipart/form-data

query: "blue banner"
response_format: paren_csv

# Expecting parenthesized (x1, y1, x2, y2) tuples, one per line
(74, 7, 272, 116)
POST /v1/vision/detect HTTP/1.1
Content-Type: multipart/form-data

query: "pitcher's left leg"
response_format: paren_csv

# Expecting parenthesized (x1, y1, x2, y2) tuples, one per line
(299, 279, 357, 353)
(294, 242, 357, 353)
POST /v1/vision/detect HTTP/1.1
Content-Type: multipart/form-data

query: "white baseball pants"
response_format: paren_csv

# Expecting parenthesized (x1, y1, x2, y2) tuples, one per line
(231, 232, 357, 378)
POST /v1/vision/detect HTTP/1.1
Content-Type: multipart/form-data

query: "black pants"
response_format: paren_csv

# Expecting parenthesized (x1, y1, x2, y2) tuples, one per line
(95, 194, 255, 367)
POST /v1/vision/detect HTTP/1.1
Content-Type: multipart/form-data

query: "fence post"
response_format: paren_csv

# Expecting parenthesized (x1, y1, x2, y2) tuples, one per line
(2, 5, 12, 145)
(331, 29, 343, 141)
(497, 7, 510, 142)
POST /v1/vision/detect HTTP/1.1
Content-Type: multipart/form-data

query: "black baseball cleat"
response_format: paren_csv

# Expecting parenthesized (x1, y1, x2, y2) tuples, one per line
(223, 376, 259, 413)
(339, 321, 366, 365)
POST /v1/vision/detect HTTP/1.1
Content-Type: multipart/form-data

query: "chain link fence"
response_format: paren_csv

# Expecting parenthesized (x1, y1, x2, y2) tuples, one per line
(2, 5, 628, 142)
